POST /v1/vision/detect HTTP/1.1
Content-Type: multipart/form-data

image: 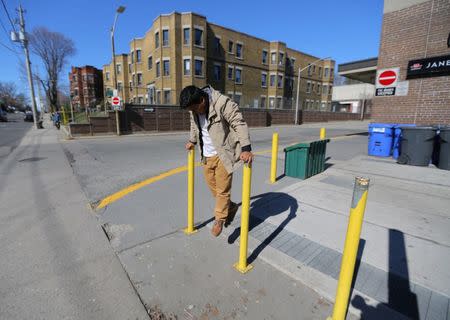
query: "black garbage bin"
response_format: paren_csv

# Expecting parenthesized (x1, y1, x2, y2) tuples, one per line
(397, 127, 436, 166)
(438, 127, 450, 170)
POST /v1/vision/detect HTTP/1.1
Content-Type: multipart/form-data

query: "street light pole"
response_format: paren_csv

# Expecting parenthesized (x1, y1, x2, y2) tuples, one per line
(110, 6, 125, 136)
(295, 56, 331, 125)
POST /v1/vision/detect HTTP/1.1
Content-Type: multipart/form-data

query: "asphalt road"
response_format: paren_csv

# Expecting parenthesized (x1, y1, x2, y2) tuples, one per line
(0, 113, 33, 160)
(61, 121, 369, 205)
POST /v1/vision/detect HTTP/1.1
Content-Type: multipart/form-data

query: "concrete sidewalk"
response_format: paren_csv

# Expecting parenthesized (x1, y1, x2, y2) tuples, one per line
(95, 132, 450, 319)
(223, 154, 450, 319)
(0, 119, 149, 319)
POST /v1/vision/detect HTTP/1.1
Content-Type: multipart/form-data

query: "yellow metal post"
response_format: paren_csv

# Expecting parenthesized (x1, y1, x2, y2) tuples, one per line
(184, 149, 197, 235)
(234, 163, 253, 273)
(62, 108, 67, 125)
(328, 177, 370, 320)
(320, 127, 326, 140)
(270, 133, 279, 184)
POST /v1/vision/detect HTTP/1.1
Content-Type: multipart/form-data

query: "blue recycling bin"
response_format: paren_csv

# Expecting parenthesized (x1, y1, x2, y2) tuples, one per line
(368, 123, 395, 157)
(393, 124, 416, 159)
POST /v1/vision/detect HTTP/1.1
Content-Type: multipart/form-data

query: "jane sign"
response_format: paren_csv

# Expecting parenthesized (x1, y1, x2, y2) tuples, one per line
(406, 54, 450, 79)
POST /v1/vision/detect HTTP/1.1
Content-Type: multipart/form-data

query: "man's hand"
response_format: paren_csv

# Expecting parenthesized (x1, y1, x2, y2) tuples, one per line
(240, 151, 254, 164)
(185, 142, 195, 151)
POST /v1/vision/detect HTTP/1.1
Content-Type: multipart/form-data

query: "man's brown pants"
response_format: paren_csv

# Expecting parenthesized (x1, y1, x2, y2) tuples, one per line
(203, 155, 232, 221)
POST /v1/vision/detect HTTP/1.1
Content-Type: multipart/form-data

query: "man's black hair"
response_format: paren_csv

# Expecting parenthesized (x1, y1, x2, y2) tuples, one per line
(179, 85, 208, 109)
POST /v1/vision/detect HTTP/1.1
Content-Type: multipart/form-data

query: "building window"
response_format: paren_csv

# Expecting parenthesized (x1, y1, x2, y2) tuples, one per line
(262, 50, 268, 64)
(163, 90, 171, 104)
(261, 73, 267, 87)
(116, 64, 122, 74)
(183, 28, 190, 45)
(234, 93, 241, 105)
(156, 61, 161, 77)
(155, 32, 159, 48)
(290, 58, 295, 68)
(105, 72, 110, 81)
(162, 29, 169, 47)
(137, 73, 142, 86)
(235, 68, 242, 83)
(131, 51, 134, 63)
(278, 75, 283, 88)
(118, 82, 123, 92)
(194, 28, 203, 46)
(323, 85, 328, 95)
(228, 40, 233, 53)
(330, 68, 334, 77)
(279, 52, 284, 66)
(317, 84, 321, 94)
(129, 64, 132, 73)
(311, 83, 315, 93)
(138, 97, 144, 104)
(269, 97, 275, 109)
(329, 85, 332, 95)
(236, 43, 243, 58)
(260, 96, 266, 108)
(271, 52, 276, 64)
(270, 74, 275, 87)
(313, 65, 316, 73)
(136, 50, 141, 63)
(321, 102, 326, 109)
(163, 60, 170, 76)
(324, 68, 329, 78)
(132, 74, 135, 86)
(306, 81, 311, 93)
(319, 67, 322, 77)
(308, 64, 312, 76)
(148, 56, 152, 70)
(214, 37, 221, 55)
(214, 64, 221, 81)
(129, 81, 132, 92)
(156, 91, 161, 104)
(184, 59, 191, 76)
(277, 97, 282, 108)
(227, 66, 233, 80)
(195, 59, 203, 76)
(74, 89, 78, 96)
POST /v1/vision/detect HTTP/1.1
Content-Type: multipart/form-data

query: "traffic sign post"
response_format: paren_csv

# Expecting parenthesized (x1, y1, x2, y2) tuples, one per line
(111, 96, 121, 135)
(375, 67, 399, 97)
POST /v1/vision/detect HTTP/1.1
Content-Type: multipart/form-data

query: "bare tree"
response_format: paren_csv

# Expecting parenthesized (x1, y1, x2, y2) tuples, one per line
(29, 27, 75, 112)
(0, 81, 28, 110)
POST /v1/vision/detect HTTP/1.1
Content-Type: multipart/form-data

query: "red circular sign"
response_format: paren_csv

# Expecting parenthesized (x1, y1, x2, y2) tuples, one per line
(112, 97, 120, 105)
(378, 70, 397, 86)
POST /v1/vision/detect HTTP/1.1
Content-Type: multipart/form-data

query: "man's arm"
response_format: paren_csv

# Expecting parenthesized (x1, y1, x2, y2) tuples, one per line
(189, 112, 198, 145)
(221, 99, 251, 151)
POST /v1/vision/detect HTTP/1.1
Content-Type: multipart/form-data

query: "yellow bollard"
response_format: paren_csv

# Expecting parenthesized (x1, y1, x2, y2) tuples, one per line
(328, 177, 370, 320)
(270, 132, 279, 184)
(234, 163, 253, 273)
(62, 108, 67, 125)
(320, 127, 326, 140)
(184, 149, 198, 235)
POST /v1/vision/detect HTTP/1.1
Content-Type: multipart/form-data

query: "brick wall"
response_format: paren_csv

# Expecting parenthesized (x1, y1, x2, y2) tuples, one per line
(372, 0, 450, 125)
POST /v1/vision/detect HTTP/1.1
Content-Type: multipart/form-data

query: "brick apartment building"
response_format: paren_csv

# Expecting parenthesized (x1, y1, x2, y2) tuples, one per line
(372, 0, 450, 125)
(103, 12, 335, 110)
(69, 66, 104, 109)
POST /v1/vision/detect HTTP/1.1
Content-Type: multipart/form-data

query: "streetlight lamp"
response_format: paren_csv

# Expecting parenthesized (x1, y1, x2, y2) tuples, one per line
(111, 5, 125, 136)
(111, 6, 125, 93)
(295, 56, 331, 125)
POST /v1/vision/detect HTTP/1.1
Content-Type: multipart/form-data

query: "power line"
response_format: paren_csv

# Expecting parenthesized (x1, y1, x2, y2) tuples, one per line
(0, 0, 16, 33)
(0, 39, 19, 54)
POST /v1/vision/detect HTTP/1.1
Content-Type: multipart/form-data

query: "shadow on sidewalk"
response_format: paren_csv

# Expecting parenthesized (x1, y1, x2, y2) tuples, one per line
(351, 229, 419, 319)
(227, 192, 298, 264)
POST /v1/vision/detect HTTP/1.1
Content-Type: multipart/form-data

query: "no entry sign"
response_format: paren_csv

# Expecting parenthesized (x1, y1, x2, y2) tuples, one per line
(375, 67, 399, 96)
(112, 96, 121, 110)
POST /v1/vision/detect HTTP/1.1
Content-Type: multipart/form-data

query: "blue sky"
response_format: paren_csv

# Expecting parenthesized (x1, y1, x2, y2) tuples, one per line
(0, 0, 383, 95)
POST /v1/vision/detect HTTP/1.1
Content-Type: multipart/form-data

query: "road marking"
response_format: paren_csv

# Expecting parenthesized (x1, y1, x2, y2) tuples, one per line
(96, 162, 202, 209)
(95, 133, 366, 210)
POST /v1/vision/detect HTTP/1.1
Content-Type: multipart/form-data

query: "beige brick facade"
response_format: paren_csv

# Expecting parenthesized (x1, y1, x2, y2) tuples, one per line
(103, 12, 335, 110)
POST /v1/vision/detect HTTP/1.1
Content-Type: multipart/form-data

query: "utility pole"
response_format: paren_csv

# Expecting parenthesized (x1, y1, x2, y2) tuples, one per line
(16, 5, 39, 129)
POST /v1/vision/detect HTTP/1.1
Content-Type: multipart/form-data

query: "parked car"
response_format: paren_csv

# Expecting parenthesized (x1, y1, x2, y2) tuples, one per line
(24, 111, 33, 122)
(0, 109, 8, 122)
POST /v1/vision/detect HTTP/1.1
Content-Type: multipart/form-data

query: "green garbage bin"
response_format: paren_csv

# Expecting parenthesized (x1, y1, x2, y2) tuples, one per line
(284, 139, 330, 179)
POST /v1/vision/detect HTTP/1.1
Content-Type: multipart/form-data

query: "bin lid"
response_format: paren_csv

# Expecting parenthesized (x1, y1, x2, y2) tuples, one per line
(284, 139, 330, 152)
(369, 123, 396, 128)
